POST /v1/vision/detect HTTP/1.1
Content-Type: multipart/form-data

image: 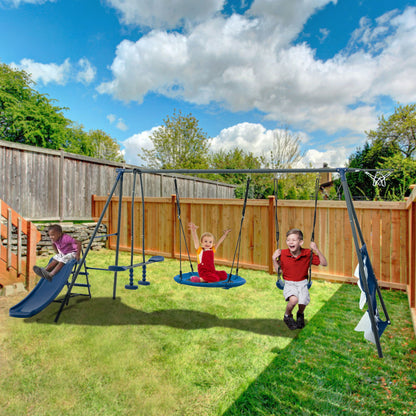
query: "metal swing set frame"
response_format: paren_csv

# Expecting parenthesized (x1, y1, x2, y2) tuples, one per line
(53, 166, 391, 357)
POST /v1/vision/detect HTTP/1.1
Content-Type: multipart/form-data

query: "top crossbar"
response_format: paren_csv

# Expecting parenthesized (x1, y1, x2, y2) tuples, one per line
(117, 167, 393, 175)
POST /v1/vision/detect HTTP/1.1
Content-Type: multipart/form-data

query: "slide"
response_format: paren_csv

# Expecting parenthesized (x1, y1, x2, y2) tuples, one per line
(9, 259, 77, 318)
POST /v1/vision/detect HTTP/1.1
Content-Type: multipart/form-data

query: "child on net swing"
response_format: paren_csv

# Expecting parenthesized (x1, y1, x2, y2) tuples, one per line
(188, 222, 231, 283)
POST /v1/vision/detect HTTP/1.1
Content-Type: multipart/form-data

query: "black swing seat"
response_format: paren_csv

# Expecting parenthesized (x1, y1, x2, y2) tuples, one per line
(174, 272, 246, 289)
(276, 279, 312, 290)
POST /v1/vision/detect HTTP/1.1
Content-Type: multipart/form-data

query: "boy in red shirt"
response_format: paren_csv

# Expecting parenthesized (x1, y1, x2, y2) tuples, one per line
(272, 228, 327, 330)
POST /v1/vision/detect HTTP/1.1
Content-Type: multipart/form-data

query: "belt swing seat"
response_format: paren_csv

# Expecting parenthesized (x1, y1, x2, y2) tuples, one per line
(173, 178, 250, 289)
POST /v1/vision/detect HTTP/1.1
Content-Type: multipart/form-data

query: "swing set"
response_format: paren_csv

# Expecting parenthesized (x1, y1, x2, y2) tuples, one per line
(11, 166, 392, 357)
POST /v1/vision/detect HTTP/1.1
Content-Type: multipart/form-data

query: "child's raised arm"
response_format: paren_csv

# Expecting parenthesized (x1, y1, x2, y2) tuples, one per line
(188, 222, 200, 250)
(215, 228, 231, 250)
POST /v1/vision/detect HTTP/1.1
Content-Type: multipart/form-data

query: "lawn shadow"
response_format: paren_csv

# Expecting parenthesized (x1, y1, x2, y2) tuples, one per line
(222, 283, 398, 416)
(24, 296, 297, 338)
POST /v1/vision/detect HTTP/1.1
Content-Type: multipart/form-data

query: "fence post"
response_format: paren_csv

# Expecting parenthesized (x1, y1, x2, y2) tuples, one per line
(26, 222, 41, 291)
(171, 194, 177, 259)
(59, 149, 65, 222)
(268, 196, 275, 275)
(409, 197, 416, 308)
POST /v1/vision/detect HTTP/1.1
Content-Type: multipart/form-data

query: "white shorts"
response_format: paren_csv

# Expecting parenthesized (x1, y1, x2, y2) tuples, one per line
(53, 252, 76, 264)
(283, 279, 310, 306)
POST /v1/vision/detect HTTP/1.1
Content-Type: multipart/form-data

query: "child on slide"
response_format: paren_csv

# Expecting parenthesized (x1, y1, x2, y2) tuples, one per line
(33, 224, 81, 281)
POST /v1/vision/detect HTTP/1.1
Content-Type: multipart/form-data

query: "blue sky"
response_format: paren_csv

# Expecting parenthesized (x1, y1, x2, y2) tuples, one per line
(1, 0, 415, 168)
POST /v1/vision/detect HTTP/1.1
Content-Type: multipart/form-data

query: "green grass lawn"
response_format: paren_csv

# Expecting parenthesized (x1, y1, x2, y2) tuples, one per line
(1, 249, 415, 415)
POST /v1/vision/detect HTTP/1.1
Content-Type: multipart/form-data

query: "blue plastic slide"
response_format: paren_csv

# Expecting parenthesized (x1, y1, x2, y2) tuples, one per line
(9, 259, 76, 318)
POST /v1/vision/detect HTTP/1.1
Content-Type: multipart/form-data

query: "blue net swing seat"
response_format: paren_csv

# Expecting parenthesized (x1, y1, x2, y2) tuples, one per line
(173, 178, 250, 290)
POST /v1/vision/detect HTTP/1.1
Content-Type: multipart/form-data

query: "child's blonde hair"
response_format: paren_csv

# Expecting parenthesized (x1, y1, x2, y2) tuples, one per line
(200, 232, 215, 243)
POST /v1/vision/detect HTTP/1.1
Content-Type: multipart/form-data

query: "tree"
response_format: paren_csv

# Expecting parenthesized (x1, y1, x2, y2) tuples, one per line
(263, 127, 319, 200)
(0, 62, 124, 163)
(0, 63, 70, 149)
(346, 140, 400, 200)
(366, 104, 416, 159)
(344, 104, 416, 200)
(266, 128, 304, 170)
(88, 129, 124, 163)
(209, 148, 269, 198)
(140, 110, 210, 169)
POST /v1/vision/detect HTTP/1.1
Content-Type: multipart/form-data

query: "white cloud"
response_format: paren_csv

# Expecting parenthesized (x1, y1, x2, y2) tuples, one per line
(11, 58, 71, 85)
(97, 4, 416, 136)
(11, 57, 97, 86)
(105, 0, 225, 29)
(107, 113, 128, 131)
(116, 119, 128, 131)
(121, 127, 160, 165)
(107, 114, 117, 124)
(303, 148, 348, 169)
(76, 58, 96, 84)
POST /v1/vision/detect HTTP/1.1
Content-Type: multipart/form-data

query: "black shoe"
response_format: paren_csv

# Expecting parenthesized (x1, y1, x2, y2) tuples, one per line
(33, 266, 43, 277)
(284, 314, 298, 330)
(41, 269, 53, 281)
(296, 312, 305, 329)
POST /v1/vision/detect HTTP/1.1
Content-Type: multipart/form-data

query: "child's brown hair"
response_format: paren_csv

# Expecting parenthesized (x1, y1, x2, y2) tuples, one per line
(286, 228, 303, 240)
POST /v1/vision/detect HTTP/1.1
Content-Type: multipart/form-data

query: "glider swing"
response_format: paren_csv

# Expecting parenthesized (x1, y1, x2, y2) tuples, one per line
(173, 177, 250, 289)
(274, 175, 320, 290)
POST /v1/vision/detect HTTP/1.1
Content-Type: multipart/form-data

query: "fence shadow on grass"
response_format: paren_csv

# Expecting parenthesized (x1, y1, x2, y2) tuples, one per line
(24, 296, 298, 339)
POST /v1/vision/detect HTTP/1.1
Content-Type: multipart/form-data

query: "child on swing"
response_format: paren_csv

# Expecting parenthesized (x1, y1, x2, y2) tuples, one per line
(188, 222, 231, 283)
(33, 224, 81, 281)
(272, 228, 327, 330)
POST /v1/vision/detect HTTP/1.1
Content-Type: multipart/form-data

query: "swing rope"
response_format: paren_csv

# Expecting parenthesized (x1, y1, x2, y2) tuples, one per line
(227, 177, 251, 282)
(174, 178, 195, 281)
(173, 177, 250, 288)
(307, 174, 321, 287)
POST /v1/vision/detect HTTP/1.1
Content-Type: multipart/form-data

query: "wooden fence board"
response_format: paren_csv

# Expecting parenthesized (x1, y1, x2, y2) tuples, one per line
(91, 196, 411, 292)
(1, 140, 236, 220)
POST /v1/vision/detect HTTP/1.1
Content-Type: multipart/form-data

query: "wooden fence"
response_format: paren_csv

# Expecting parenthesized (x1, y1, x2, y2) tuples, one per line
(92, 189, 416, 332)
(0, 140, 235, 221)
(91, 193, 412, 289)
(0, 199, 41, 291)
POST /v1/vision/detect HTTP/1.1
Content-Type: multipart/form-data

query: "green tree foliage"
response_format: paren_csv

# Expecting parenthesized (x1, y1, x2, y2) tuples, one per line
(209, 148, 270, 198)
(0, 63, 71, 148)
(88, 129, 125, 163)
(345, 104, 416, 200)
(141, 110, 210, 169)
(346, 140, 400, 200)
(0, 63, 124, 163)
(64, 127, 125, 162)
(366, 104, 416, 158)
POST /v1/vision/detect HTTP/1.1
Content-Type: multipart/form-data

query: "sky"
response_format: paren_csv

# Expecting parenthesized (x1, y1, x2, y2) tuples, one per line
(1, 0, 416, 168)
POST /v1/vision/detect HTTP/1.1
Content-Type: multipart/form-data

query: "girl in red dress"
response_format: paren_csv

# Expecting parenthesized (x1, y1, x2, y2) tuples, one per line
(188, 222, 231, 283)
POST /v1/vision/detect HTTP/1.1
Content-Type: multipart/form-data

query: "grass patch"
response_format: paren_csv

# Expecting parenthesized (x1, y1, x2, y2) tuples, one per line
(1, 249, 415, 415)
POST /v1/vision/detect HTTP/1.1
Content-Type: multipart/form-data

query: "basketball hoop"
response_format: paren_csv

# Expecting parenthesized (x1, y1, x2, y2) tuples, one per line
(365, 171, 392, 187)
